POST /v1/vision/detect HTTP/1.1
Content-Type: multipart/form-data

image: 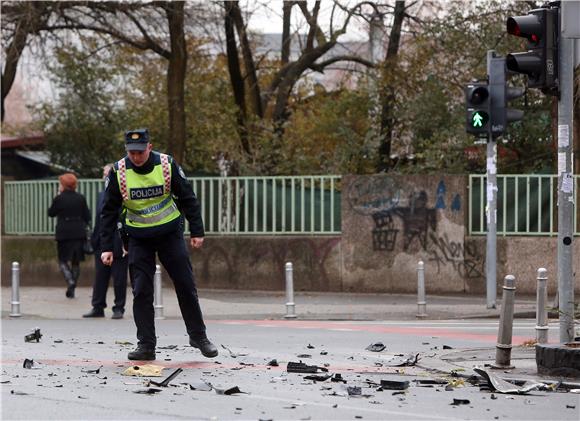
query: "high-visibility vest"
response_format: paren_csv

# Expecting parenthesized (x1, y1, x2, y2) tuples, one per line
(116, 152, 180, 229)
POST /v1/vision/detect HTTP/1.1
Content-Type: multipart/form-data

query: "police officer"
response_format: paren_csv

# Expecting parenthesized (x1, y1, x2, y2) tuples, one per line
(100, 128, 217, 360)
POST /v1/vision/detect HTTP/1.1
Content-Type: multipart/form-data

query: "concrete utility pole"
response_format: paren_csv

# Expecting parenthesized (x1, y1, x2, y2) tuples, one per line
(485, 51, 498, 309)
(556, 2, 576, 343)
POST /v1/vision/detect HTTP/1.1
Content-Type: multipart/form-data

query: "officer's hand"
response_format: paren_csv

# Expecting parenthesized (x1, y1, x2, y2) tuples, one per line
(101, 251, 114, 266)
(190, 237, 204, 249)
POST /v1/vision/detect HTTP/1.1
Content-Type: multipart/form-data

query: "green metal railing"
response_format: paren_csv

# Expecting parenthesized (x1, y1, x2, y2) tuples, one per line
(469, 174, 579, 236)
(3, 176, 342, 235)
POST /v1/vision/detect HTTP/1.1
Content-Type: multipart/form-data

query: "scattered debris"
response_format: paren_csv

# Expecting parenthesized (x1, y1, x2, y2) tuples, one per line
(414, 379, 447, 386)
(490, 394, 497, 400)
(53, 340, 63, 344)
(570, 389, 580, 394)
(122, 365, 164, 377)
(266, 359, 279, 367)
(287, 362, 328, 374)
(379, 380, 409, 390)
(133, 388, 162, 394)
(331, 374, 347, 383)
(307, 344, 315, 349)
(115, 340, 133, 346)
(521, 339, 538, 347)
(304, 374, 332, 382)
(320, 351, 328, 355)
(10, 390, 29, 395)
(150, 368, 183, 387)
(215, 386, 246, 395)
(566, 405, 576, 409)
(365, 342, 386, 352)
(81, 366, 103, 374)
(451, 399, 470, 405)
(443, 345, 453, 350)
(158, 345, 178, 350)
(22, 359, 40, 369)
(447, 379, 465, 388)
(347, 386, 362, 396)
(474, 368, 544, 395)
(297, 354, 312, 358)
(392, 391, 406, 396)
(383, 353, 420, 367)
(24, 328, 42, 343)
(221, 344, 249, 358)
(188, 381, 212, 391)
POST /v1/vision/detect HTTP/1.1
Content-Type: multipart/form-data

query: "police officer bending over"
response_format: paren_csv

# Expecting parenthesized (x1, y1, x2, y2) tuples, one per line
(100, 128, 217, 360)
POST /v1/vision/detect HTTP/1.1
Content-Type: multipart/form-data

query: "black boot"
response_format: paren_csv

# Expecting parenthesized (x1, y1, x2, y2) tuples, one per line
(83, 308, 105, 318)
(128, 346, 156, 361)
(59, 262, 76, 299)
(189, 335, 218, 358)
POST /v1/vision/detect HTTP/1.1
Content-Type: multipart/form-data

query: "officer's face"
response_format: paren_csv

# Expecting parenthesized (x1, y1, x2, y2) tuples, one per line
(127, 143, 153, 167)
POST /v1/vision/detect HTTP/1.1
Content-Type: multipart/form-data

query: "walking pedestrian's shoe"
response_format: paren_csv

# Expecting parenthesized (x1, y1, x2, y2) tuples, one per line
(127, 346, 156, 361)
(65, 285, 75, 298)
(111, 310, 124, 319)
(82, 308, 105, 318)
(189, 335, 218, 358)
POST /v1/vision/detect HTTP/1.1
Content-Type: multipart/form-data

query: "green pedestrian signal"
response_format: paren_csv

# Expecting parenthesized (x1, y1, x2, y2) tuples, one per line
(471, 111, 488, 128)
(465, 81, 490, 137)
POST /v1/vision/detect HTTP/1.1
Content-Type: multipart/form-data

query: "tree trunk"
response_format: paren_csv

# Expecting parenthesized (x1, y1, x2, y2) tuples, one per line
(377, 0, 406, 172)
(165, 2, 187, 164)
(281, 2, 293, 65)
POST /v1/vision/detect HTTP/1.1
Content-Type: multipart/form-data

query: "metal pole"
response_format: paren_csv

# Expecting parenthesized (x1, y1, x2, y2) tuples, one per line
(154, 264, 164, 320)
(10, 262, 21, 317)
(536, 268, 549, 344)
(557, 10, 575, 344)
(494, 275, 516, 369)
(416, 261, 427, 318)
(485, 138, 498, 309)
(284, 262, 296, 319)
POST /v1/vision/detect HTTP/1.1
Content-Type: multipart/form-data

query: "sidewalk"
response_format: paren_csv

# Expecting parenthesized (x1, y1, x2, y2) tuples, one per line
(1, 286, 540, 320)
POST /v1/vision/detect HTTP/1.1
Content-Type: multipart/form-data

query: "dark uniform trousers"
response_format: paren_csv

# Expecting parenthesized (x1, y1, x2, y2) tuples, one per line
(92, 252, 128, 313)
(129, 230, 206, 349)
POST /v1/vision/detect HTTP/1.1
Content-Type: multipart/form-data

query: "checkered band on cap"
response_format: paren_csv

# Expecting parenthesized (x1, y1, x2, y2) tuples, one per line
(160, 154, 171, 194)
(117, 158, 128, 201)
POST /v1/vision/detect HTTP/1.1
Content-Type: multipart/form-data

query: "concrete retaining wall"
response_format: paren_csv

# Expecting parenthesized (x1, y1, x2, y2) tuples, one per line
(1, 174, 577, 295)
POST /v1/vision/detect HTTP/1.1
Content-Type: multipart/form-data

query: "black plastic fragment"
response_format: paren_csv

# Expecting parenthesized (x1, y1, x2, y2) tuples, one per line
(23, 359, 34, 369)
(365, 342, 386, 352)
(380, 380, 409, 390)
(24, 329, 42, 343)
(215, 386, 245, 395)
(133, 388, 162, 394)
(451, 399, 470, 405)
(414, 379, 447, 386)
(331, 373, 347, 383)
(81, 365, 103, 374)
(296, 354, 312, 358)
(287, 361, 328, 374)
(307, 344, 315, 349)
(304, 373, 332, 382)
(266, 359, 279, 367)
(443, 345, 453, 349)
(347, 386, 362, 396)
(150, 368, 183, 387)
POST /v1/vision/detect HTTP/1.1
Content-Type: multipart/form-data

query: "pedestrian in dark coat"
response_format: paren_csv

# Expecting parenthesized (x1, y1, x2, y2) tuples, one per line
(83, 164, 128, 319)
(48, 173, 91, 298)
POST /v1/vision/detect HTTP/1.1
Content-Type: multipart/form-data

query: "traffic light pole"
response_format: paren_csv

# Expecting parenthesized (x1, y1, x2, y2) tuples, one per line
(486, 137, 498, 309)
(556, 34, 574, 343)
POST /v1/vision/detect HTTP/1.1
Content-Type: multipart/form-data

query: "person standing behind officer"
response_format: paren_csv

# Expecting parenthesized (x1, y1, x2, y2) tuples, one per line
(83, 164, 128, 319)
(48, 173, 91, 299)
(100, 129, 217, 361)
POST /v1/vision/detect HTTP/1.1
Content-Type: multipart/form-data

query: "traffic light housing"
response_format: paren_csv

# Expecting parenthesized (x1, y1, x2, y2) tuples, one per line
(465, 81, 490, 136)
(506, 6, 559, 96)
(488, 55, 525, 137)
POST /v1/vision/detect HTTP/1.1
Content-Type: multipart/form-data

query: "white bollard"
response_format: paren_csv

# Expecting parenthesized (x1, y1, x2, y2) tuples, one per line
(494, 275, 516, 369)
(416, 261, 427, 319)
(284, 262, 297, 319)
(535, 268, 549, 344)
(154, 264, 164, 320)
(10, 262, 21, 317)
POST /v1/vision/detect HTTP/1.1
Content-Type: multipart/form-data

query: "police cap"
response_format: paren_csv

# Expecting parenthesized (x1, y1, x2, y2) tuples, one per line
(125, 128, 150, 151)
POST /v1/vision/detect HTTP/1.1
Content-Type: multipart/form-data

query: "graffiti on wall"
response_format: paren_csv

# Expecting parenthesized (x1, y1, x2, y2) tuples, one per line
(428, 233, 484, 279)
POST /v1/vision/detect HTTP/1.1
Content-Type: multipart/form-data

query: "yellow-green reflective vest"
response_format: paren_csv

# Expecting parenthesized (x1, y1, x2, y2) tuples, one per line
(116, 153, 180, 229)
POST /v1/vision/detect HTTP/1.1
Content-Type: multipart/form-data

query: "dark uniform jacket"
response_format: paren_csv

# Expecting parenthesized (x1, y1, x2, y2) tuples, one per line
(92, 191, 125, 258)
(48, 190, 91, 241)
(100, 151, 204, 252)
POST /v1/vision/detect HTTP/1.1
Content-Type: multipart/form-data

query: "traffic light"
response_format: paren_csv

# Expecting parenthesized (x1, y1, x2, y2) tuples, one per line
(488, 55, 525, 137)
(465, 80, 490, 136)
(506, 6, 559, 96)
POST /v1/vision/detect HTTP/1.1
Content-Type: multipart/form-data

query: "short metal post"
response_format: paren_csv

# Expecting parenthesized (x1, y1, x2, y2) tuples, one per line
(154, 264, 164, 320)
(536, 268, 549, 344)
(284, 262, 296, 319)
(10, 262, 21, 317)
(494, 275, 516, 369)
(416, 261, 427, 319)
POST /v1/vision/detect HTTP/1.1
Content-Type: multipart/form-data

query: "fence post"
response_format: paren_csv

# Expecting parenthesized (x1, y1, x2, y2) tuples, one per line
(154, 264, 164, 320)
(536, 268, 549, 344)
(416, 261, 427, 319)
(494, 275, 516, 368)
(284, 262, 297, 319)
(10, 262, 21, 317)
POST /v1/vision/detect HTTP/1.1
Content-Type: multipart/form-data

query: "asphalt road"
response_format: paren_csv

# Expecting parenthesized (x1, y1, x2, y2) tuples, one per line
(2, 318, 578, 420)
